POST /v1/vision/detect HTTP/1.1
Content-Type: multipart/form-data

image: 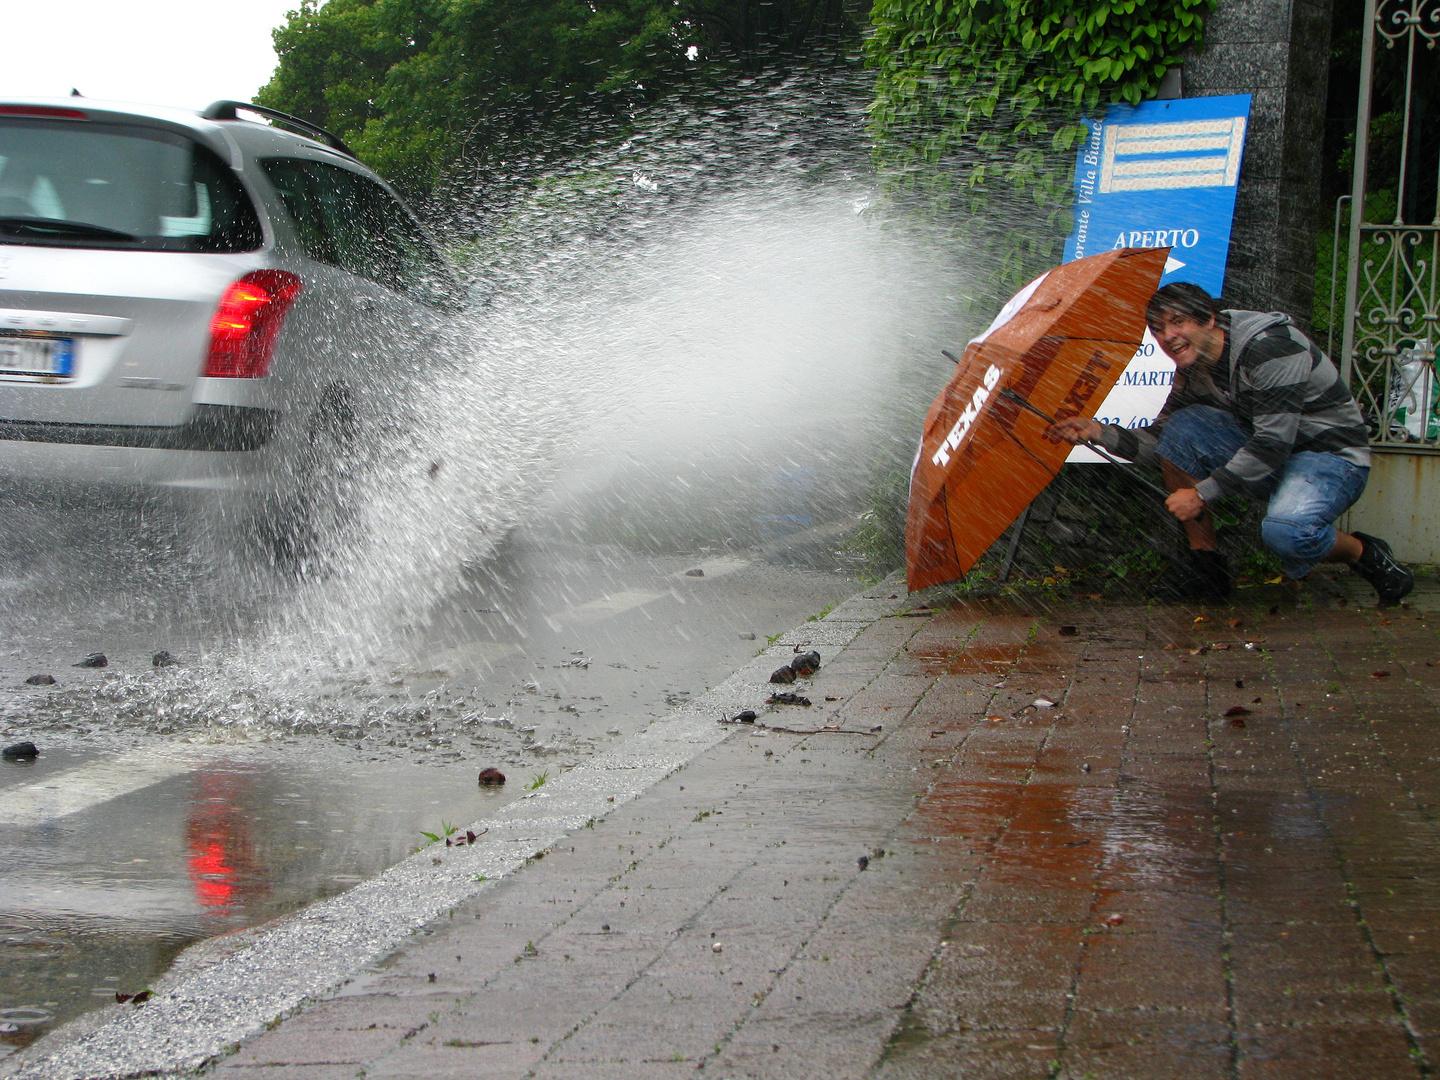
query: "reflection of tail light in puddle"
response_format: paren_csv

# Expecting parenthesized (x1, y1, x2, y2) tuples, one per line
(185, 770, 264, 915)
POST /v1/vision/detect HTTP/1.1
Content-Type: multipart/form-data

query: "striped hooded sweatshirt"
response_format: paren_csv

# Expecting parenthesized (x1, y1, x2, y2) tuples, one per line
(1098, 310, 1371, 502)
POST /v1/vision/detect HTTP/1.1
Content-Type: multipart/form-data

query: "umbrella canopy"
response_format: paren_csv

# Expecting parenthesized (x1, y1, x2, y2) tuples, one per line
(905, 246, 1169, 593)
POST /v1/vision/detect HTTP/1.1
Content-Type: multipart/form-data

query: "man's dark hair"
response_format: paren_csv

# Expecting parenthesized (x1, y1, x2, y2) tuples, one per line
(1146, 282, 1220, 331)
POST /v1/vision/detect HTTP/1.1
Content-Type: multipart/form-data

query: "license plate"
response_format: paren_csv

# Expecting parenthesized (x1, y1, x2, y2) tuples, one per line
(0, 332, 76, 378)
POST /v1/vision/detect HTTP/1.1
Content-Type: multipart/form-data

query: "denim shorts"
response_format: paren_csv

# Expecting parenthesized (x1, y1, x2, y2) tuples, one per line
(1155, 405, 1370, 578)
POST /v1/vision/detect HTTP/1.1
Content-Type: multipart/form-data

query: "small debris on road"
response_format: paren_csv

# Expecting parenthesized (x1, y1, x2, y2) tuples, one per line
(1058, 625, 1077, 636)
(685, 568, 705, 577)
(857, 855, 869, 871)
(769, 666, 797, 684)
(24, 674, 54, 685)
(152, 651, 176, 667)
(3, 741, 38, 761)
(766, 692, 811, 706)
(738, 632, 756, 640)
(75, 653, 107, 668)
(711, 942, 723, 953)
(789, 650, 823, 676)
(1224, 706, 1252, 717)
(478, 768, 506, 786)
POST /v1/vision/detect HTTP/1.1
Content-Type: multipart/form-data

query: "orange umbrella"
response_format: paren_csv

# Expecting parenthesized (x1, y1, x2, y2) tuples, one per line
(906, 247, 1169, 593)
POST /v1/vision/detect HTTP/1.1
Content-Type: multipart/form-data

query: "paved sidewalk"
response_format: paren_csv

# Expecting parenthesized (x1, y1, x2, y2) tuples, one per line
(22, 572, 1440, 1079)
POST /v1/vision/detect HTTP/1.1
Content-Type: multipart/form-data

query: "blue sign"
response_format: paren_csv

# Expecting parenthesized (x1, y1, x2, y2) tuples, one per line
(1063, 93, 1251, 291)
(1062, 93, 1252, 455)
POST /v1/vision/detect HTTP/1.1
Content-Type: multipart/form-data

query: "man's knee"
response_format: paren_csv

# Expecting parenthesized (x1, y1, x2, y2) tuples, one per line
(1262, 514, 1336, 565)
(1154, 406, 1212, 454)
(1154, 406, 1244, 479)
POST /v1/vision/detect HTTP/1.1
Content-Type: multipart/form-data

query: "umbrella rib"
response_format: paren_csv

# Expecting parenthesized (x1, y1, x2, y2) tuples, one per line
(998, 421, 1064, 488)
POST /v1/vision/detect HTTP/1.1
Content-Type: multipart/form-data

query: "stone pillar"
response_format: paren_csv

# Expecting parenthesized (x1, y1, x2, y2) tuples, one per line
(1182, 0, 1334, 331)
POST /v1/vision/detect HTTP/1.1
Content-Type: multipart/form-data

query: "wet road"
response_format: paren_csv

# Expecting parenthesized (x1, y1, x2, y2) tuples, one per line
(0, 516, 864, 1055)
(16, 569, 1440, 1080)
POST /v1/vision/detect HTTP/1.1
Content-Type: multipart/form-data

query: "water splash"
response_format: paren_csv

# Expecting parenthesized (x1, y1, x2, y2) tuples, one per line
(0, 68, 997, 740)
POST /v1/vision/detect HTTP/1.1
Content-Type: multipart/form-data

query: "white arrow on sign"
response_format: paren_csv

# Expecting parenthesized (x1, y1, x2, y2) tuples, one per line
(1165, 255, 1187, 274)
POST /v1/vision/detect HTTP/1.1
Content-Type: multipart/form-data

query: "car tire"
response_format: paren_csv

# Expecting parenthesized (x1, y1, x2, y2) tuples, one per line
(260, 382, 361, 575)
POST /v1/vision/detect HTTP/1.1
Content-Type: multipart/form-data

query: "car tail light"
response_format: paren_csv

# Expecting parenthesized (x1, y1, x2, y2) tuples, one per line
(204, 271, 303, 378)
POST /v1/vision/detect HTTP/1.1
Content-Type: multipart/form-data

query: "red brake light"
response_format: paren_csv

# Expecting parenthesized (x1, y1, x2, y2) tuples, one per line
(0, 105, 88, 119)
(204, 271, 303, 378)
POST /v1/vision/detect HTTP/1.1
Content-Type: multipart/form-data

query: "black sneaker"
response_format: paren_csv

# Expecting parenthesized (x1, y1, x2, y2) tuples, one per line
(1351, 532, 1414, 605)
(1147, 550, 1232, 602)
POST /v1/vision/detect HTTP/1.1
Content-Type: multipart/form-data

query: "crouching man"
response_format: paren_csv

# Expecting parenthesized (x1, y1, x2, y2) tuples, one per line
(1049, 282, 1413, 605)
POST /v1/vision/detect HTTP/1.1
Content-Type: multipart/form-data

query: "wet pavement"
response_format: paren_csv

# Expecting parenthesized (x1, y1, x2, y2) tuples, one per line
(7, 567, 1440, 1079)
(0, 531, 863, 1055)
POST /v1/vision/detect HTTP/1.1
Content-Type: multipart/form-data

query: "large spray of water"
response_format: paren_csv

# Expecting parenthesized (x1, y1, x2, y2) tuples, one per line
(0, 68, 998, 741)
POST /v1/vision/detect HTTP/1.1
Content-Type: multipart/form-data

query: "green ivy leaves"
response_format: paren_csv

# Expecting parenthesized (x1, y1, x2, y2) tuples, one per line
(867, 0, 1215, 290)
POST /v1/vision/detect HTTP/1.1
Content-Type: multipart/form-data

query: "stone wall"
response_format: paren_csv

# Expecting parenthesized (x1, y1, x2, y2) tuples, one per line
(1182, 0, 1335, 330)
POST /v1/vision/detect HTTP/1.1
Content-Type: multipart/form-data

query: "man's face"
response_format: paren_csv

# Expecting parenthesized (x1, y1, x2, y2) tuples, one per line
(1150, 309, 1223, 369)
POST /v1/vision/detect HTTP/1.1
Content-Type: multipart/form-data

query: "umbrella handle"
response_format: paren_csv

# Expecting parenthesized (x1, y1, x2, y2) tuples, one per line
(996, 387, 1173, 501)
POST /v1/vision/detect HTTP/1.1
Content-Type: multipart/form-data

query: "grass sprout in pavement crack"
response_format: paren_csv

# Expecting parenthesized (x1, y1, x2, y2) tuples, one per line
(419, 819, 461, 845)
(526, 770, 550, 790)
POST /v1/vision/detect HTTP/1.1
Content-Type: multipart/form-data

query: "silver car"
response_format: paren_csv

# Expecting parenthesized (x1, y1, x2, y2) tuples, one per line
(0, 97, 462, 555)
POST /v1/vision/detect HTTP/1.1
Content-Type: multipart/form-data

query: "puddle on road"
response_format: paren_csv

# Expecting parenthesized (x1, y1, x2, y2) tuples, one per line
(0, 740, 519, 1055)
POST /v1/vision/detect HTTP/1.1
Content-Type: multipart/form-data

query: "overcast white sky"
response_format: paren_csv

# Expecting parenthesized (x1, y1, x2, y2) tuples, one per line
(2, 0, 301, 110)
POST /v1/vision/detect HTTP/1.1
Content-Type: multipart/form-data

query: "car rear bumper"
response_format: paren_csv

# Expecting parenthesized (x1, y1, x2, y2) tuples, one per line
(0, 404, 279, 452)
(0, 406, 280, 490)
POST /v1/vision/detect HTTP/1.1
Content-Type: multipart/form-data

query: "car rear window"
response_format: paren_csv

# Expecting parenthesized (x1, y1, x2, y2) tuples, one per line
(0, 119, 262, 252)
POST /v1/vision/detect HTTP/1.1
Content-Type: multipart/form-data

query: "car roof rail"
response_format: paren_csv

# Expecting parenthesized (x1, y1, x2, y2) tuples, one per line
(201, 100, 356, 159)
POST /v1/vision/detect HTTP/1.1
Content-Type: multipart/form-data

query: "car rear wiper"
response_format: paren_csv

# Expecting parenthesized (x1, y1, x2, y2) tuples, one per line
(0, 216, 140, 242)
